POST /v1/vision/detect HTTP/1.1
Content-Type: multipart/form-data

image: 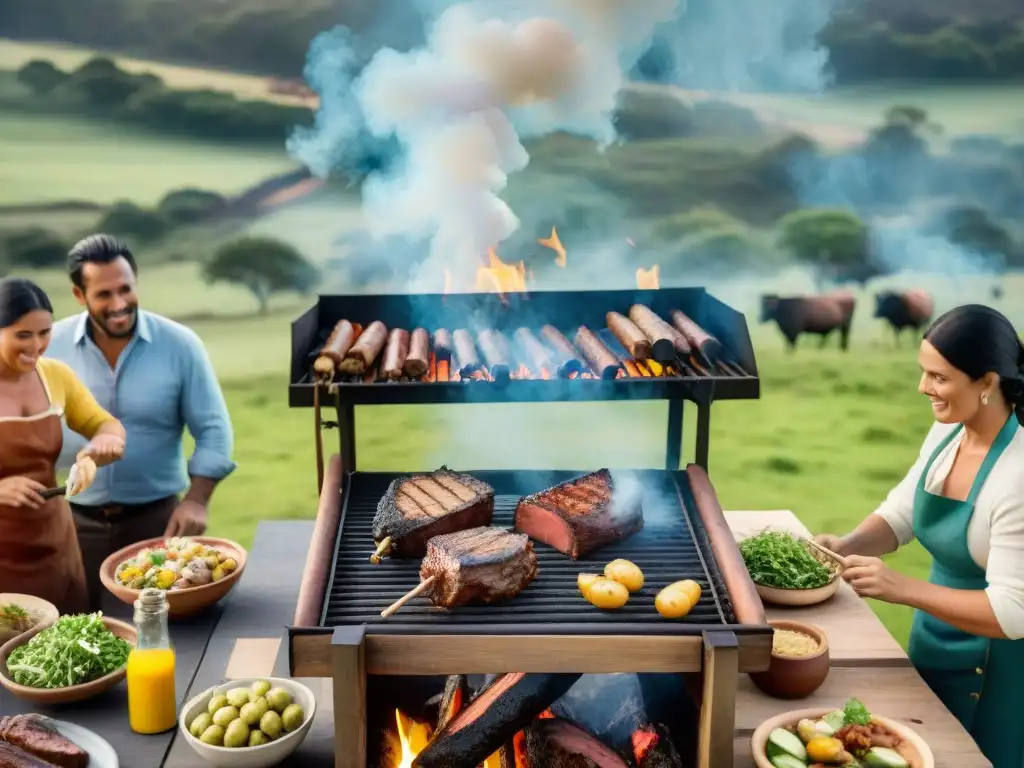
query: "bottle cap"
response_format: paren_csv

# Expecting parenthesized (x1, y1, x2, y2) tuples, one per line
(135, 587, 167, 613)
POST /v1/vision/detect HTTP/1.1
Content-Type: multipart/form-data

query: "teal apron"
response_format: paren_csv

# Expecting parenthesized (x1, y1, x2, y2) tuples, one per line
(908, 414, 1024, 768)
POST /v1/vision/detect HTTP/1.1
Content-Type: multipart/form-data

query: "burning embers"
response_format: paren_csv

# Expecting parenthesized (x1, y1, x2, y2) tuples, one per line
(311, 303, 746, 386)
(375, 674, 684, 768)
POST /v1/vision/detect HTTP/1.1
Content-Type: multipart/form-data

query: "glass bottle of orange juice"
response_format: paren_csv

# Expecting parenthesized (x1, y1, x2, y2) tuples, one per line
(127, 588, 177, 734)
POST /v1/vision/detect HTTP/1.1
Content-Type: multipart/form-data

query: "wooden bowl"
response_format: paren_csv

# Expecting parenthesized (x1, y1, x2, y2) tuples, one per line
(0, 616, 136, 705)
(753, 541, 843, 607)
(751, 707, 935, 768)
(749, 620, 830, 699)
(100, 536, 247, 618)
(0, 594, 59, 646)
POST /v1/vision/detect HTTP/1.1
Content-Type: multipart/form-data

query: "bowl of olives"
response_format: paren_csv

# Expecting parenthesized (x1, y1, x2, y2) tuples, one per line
(179, 677, 315, 767)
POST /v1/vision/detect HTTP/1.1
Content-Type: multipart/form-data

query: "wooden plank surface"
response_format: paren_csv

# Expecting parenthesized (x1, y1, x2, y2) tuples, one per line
(732, 667, 991, 768)
(725, 510, 908, 666)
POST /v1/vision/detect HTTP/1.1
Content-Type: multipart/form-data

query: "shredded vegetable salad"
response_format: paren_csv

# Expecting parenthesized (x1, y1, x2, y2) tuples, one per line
(6, 613, 131, 689)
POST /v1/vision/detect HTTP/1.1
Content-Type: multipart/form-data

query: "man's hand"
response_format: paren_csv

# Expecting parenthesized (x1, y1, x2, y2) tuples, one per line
(81, 434, 125, 464)
(164, 499, 208, 537)
(842, 555, 910, 604)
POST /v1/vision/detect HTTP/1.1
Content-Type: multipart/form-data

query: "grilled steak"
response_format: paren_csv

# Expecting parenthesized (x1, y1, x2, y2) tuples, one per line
(373, 467, 495, 559)
(0, 740, 58, 768)
(0, 715, 89, 768)
(514, 470, 644, 559)
(526, 717, 631, 767)
(420, 527, 537, 608)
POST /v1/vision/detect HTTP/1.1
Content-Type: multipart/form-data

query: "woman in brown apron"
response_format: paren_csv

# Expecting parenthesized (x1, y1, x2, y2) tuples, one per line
(0, 278, 125, 614)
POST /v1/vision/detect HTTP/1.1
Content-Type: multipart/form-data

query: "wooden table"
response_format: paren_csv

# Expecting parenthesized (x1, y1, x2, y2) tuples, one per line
(166, 514, 990, 768)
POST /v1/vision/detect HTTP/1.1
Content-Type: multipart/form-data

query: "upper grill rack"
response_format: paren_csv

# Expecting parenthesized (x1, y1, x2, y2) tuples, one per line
(319, 469, 739, 635)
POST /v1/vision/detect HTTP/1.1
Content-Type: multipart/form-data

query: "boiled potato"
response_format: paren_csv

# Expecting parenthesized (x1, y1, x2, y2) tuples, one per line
(603, 559, 644, 593)
(260, 710, 283, 739)
(207, 695, 229, 715)
(266, 687, 293, 712)
(189, 712, 213, 739)
(577, 573, 601, 600)
(587, 578, 629, 610)
(226, 687, 250, 708)
(673, 579, 702, 606)
(249, 730, 271, 747)
(240, 697, 269, 725)
(281, 703, 305, 733)
(223, 719, 250, 748)
(212, 705, 239, 728)
(200, 724, 225, 746)
(251, 679, 272, 697)
(655, 584, 694, 619)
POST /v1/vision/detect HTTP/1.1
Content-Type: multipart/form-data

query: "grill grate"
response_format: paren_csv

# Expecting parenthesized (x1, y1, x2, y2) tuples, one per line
(320, 469, 737, 634)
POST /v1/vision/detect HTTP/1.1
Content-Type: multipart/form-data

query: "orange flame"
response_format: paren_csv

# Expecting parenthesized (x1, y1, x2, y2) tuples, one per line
(538, 226, 567, 267)
(392, 709, 431, 768)
(636, 265, 660, 290)
(476, 247, 527, 303)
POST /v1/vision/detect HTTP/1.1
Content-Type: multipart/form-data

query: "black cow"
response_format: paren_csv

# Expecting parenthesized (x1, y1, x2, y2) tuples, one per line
(874, 289, 934, 345)
(760, 293, 855, 351)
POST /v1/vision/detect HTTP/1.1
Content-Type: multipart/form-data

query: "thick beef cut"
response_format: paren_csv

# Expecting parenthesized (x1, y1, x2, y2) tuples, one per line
(0, 741, 59, 768)
(420, 527, 537, 608)
(0, 715, 89, 768)
(526, 717, 631, 767)
(374, 467, 495, 558)
(514, 470, 643, 559)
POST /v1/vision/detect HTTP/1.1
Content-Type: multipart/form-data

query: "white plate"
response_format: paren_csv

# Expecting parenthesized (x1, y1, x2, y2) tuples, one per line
(53, 720, 119, 768)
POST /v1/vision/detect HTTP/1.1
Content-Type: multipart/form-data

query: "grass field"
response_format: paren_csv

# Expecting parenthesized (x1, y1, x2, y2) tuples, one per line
(0, 111, 297, 206)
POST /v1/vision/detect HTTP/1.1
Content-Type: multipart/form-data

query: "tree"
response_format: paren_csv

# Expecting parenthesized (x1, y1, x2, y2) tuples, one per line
(0, 228, 69, 268)
(16, 59, 68, 95)
(97, 202, 170, 242)
(776, 209, 874, 284)
(203, 237, 319, 314)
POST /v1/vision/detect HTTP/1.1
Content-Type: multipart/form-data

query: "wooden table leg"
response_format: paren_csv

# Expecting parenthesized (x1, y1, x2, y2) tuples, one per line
(332, 626, 367, 768)
(698, 631, 739, 768)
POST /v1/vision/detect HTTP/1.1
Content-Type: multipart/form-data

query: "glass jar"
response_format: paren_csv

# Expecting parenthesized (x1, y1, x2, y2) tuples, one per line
(126, 588, 177, 734)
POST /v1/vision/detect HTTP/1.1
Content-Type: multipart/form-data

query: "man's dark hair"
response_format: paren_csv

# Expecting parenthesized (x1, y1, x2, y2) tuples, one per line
(68, 234, 137, 290)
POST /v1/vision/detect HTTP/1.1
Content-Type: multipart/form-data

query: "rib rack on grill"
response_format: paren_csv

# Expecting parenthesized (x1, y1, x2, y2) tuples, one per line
(514, 469, 644, 559)
(371, 467, 495, 562)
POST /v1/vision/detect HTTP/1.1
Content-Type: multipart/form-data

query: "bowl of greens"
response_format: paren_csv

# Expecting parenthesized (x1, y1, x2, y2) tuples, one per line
(0, 613, 136, 704)
(739, 530, 843, 606)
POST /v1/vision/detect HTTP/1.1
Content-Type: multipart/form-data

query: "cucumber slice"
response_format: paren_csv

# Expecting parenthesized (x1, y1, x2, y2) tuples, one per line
(821, 709, 846, 731)
(766, 728, 808, 762)
(863, 747, 909, 768)
(771, 755, 808, 768)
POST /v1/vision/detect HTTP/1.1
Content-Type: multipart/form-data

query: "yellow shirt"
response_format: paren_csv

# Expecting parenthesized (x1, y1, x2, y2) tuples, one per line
(37, 358, 114, 439)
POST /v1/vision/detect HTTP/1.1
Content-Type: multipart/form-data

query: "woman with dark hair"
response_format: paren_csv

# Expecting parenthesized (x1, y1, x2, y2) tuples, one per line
(816, 304, 1024, 767)
(0, 277, 126, 613)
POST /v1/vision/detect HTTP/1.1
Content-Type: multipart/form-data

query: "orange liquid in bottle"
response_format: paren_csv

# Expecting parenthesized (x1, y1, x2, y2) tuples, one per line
(127, 647, 177, 734)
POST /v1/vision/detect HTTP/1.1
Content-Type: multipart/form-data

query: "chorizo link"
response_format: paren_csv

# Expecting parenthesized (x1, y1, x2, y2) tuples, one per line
(606, 311, 653, 360)
(539, 325, 582, 378)
(433, 328, 454, 362)
(477, 329, 512, 382)
(513, 328, 555, 376)
(574, 326, 622, 380)
(452, 329, 482, 375)
(629, 304, 691, 361)
(339, 320, 388, 374)
(671, 310, 725, 362)
(313, 319, 358, 376)
(404, 328, 430, 378)
(382, 328, 411, 380)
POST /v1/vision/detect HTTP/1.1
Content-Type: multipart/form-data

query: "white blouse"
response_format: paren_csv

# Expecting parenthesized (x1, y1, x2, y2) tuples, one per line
(874, 420, 1024, 639)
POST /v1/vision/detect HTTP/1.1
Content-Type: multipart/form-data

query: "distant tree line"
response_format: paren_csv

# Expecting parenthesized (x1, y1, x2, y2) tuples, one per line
(0, 0, 1022, 82)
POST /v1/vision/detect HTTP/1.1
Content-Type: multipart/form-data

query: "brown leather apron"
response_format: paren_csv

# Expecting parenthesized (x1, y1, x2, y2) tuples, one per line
(0, 410, 89, 614)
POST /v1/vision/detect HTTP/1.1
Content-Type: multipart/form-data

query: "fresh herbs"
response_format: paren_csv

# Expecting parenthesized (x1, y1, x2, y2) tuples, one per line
(6, 613, 132, 689)
(739, 530, 833, 590)
(843, 697, 872, 726)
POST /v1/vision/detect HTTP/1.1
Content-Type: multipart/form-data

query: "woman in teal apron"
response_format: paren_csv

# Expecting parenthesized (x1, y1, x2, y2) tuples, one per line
(816, 304, 1024, 768)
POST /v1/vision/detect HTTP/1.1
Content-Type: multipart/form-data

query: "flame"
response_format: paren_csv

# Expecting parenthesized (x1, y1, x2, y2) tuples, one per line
(538, 226, 567, 267)
(636, 265, 660, 290)
(393, 709, 431, 768)
(476, 247, 527, 302)
(631, 727, 659, 763)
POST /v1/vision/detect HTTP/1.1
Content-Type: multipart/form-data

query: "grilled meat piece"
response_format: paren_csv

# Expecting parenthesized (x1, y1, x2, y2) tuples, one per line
(373, 468, 495, 559)
(420, 527, 537, 608)
(514, 470, 644, 559)
(0, 741, 58, 768)
(0, 715, 89, 768)
(526, 716, 631, 767)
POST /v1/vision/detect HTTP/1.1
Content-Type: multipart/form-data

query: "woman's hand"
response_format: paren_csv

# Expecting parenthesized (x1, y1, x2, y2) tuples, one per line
(67, 456, 97, 497)
(813, 533, 845, 556)
(0, 476, 47, 509)
(842, 555, 911, 604)
(80, 434, 124, 464)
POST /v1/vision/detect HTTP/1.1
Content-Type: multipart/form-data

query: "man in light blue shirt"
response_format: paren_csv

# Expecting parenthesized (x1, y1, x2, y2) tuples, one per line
(47, 234, 236, 610)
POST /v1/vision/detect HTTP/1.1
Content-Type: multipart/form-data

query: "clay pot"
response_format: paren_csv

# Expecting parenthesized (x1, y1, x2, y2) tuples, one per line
(748, 620, 830, 699)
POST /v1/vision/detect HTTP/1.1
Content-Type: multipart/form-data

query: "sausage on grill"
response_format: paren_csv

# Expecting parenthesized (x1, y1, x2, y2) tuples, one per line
(339, 320, 388, 374)
(453, 329, 482, 375)
(477, 329, 513, 382)
(670, 310, 724, 362)
(383, 328, 411, 380)
(404, 328, 430, 378)
(433, 328, 453, 362)
(574, 326, 621, 380)
(606, 311, 652, 361)
(513, 328, 555, 377)
(628, 304, 691, 361)
(539, 325, 582, 378)
(313, 319, 359, 376)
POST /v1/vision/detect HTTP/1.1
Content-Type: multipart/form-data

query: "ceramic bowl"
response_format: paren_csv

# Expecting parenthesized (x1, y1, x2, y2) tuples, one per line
(749, 620, 830, 699)
(0, 594, 59, 646)
(179, 677, 316, 768)
(100, 536, 247, 618)
(0, 616, 136, 704)
(751, 707, 935, 768)
(752, 541, 843, 607)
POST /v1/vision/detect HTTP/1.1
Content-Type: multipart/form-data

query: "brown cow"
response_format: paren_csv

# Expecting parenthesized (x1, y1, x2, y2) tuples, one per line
(760, 292, 856, 351)
(873, 289, 934, 345)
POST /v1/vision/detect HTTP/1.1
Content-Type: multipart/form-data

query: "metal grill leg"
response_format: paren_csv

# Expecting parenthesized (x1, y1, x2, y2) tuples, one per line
(337, 400, 357, 472)
(666, 398, 684, 471)
(695, 400, 711, 470)
(697, 631, 738, 768)
(332, 626, 366, 768)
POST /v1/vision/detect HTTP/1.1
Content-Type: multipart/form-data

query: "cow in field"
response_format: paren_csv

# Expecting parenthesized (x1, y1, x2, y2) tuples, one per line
(874, 289, 934, 344)
(760, 292, 856, 351)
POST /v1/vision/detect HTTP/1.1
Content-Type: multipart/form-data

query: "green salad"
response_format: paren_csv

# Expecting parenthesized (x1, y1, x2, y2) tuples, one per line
(739, 530, 834, 590)
(6, 613, 132, 689)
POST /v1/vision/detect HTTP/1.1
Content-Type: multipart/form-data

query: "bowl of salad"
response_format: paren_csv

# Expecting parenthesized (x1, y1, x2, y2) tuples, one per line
(0, 613, 135, 704)
(0, 594, 59, 646)
(739, 530, 843, 607)
(100, 536, 247, 617)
